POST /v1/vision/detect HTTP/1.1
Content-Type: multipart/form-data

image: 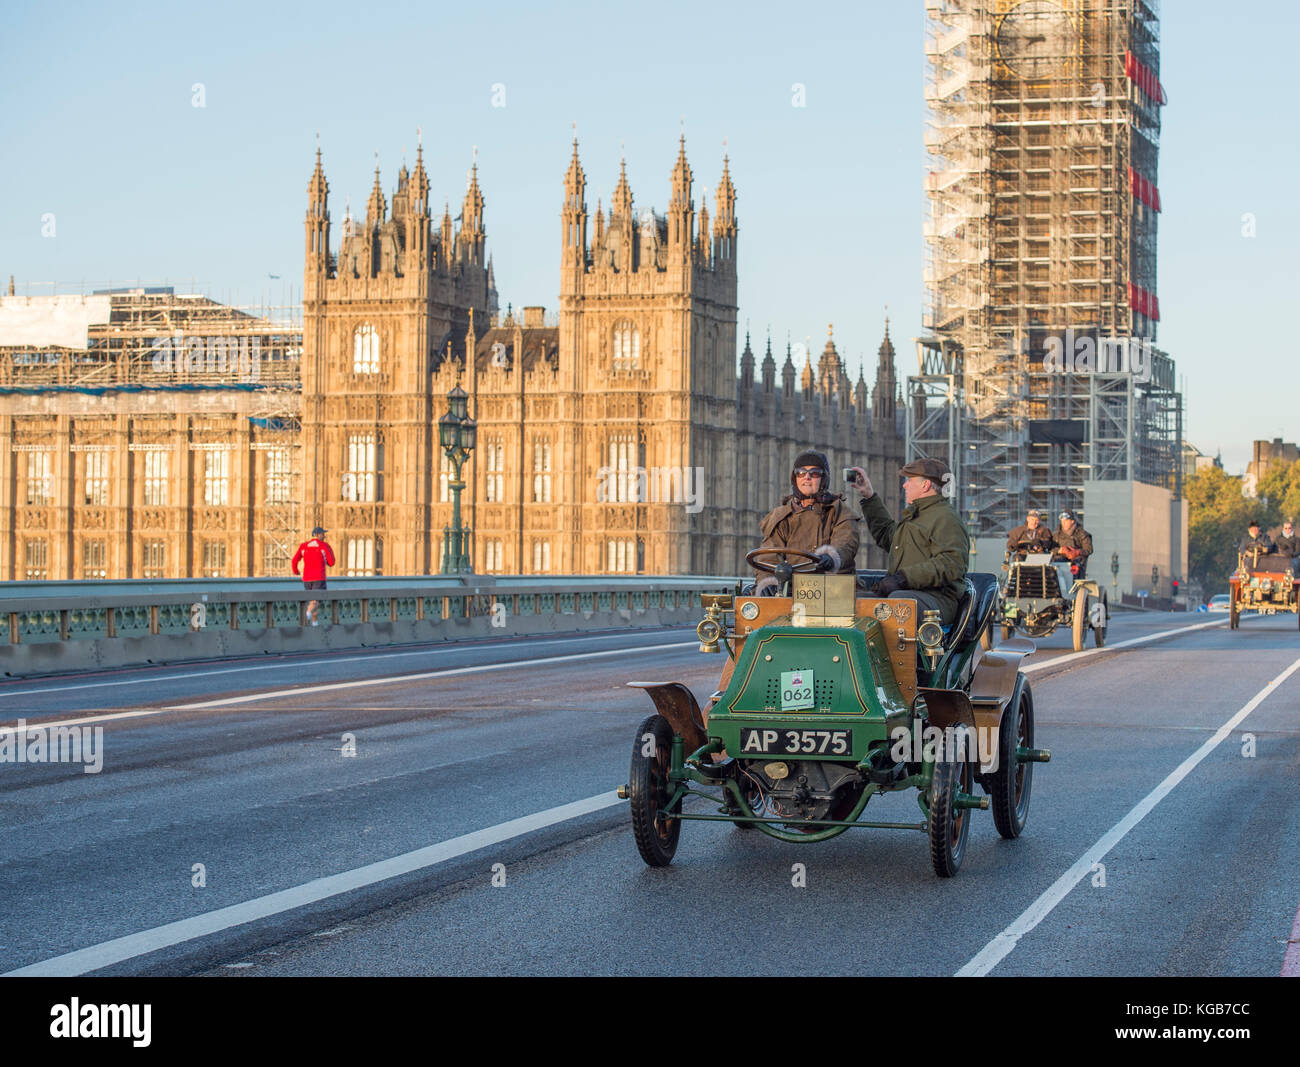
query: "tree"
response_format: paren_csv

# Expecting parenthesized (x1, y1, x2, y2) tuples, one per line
(1185, 466, 1273, 596)
(1257, 458, 1300, 527)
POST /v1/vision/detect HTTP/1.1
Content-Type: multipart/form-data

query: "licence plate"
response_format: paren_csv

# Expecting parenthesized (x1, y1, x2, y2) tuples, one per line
(739, 728, 852, 756)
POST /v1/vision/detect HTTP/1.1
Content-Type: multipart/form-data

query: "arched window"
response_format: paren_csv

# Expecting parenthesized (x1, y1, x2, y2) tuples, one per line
(607, 538, 635, 574)
(606, 434, 636, 502)
(345, 433, 378, 502)
(485, 438, 504, 502)
(612, 321, 640, 370)
(353, 324, 380, 374)
(532, 436, 552, 502)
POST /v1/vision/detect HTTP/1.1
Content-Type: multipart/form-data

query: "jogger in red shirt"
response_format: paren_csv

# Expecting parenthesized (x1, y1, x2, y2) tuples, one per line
(292, 526, 336, 625)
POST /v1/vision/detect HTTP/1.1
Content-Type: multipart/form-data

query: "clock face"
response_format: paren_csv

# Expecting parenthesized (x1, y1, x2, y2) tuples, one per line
(996, 0, 1074, 79)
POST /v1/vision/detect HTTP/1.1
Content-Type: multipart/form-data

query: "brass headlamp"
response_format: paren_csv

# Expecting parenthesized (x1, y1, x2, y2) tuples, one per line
(917, 609, 945, 669)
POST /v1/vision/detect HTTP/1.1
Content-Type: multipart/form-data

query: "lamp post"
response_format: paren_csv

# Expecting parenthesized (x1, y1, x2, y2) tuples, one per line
(438, 385, 477, 574)
(1151, 563, 1159, 596)
(1110, 551, 1118, 592)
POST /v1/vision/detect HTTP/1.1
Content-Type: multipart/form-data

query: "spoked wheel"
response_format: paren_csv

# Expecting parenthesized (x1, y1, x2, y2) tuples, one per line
(1071, 586, 1088, 651)
(629, 714, 682, 867)
(928, 726, 973, 878)
(1093, 591, 1108, 648)
(990, 678, 1034, 839)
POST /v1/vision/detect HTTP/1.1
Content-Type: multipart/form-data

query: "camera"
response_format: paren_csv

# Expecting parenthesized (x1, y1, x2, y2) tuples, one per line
(843, 467, 861, 484)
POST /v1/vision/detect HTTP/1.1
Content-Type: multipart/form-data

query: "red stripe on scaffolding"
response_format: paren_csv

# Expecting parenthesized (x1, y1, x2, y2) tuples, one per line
(1125, 50, 1167, 106)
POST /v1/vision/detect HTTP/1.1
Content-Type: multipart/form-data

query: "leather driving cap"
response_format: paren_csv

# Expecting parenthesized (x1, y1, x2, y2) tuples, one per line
(898, 457, 949, 482)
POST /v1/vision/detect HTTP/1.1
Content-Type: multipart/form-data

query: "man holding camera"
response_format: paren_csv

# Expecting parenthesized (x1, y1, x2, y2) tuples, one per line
(847, 458, 970, 626)
(753, 450, 859, 595)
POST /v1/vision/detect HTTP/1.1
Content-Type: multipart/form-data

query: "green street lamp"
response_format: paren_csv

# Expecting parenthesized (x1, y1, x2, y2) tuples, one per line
(1151, 563, 1159, 594)
(1110, 551, 1118, 591)
(439, 385, 477, 574)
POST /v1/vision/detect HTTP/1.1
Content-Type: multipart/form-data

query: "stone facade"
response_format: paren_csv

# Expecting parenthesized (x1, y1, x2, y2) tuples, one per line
(0, 136, 906, 580)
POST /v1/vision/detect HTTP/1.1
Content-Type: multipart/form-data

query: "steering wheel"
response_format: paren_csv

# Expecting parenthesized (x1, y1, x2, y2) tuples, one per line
(745, 548, 823, 574)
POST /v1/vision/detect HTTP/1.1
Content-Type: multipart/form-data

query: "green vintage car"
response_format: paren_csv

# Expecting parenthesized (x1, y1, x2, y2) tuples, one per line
(620, 551, 1049, 877)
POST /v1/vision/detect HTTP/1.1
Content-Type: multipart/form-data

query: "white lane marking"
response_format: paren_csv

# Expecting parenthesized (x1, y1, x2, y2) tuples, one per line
(1020, 617, 1226, 674)
(0, 641, 699, 733)
(956, 653, 1300, 977)
(3, 790, 626, 977)
(0, 629, 690, 698)
(164, 643, 699, 710)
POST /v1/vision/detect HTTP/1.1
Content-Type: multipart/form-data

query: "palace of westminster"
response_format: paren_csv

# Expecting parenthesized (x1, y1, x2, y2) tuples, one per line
(0, 136, 906, 581)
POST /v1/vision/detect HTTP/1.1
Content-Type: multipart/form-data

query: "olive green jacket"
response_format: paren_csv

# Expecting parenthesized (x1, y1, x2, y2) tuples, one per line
(860, 491, 970, 620)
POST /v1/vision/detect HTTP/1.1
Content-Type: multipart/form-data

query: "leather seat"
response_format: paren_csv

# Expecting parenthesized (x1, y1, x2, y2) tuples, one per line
(952, 573, 999, 648)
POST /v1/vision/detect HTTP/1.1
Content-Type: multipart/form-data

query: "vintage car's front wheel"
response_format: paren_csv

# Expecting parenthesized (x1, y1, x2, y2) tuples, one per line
(989, 679, 1034, 839)
(629, 714, 681, 867)
(1071, 587, 1088, 651)
(928, 727, 973, 877)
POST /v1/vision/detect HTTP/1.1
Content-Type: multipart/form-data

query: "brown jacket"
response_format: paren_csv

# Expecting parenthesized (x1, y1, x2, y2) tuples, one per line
(755, 495, 859, 588)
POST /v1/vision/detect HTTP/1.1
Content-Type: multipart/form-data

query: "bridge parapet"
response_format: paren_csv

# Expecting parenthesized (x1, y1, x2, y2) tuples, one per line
(0, 575, 732, 679)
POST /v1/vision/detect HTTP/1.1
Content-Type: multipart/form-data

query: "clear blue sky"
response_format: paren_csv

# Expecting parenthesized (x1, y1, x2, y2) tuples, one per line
(2, 0, 1293, 473)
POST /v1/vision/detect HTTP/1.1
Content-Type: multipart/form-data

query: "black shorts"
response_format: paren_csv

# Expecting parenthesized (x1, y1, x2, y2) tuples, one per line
(303, 580, 327, 590)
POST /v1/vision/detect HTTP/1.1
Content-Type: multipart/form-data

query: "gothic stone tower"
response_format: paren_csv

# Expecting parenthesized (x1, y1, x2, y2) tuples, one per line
(301, 144, 496, 574)
(558, 137, 739, 574)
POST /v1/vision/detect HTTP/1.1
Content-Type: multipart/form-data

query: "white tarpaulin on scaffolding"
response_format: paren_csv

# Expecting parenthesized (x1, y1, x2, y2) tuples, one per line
(0, 295, 113, 350)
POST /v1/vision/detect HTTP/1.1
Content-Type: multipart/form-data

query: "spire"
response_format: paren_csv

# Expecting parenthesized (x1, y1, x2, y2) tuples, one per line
(874, 318, 898, 421)
(410, 132, 430, 218)
(740, 325, 755, 390)
(761, 332, 776, 392)
(611, 155, 633, 220)
(305, 140, 330, 270)
(592, 196, 605, 247)
(366, 155, 386, 226)
(670, 133, 692, 204)
(562, 134, 587, 266)
(458, 152, 485, 267)
(782, 339, 796, 400)
(819, 322, 845, 393)
(440, 200, 454, 272)
(715, 151, 736, 227)
(697, 191, 710, 263)
(801, 346, 815, 394)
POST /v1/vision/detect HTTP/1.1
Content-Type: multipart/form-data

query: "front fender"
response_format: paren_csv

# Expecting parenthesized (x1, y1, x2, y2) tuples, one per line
(626, 681, 709, 752)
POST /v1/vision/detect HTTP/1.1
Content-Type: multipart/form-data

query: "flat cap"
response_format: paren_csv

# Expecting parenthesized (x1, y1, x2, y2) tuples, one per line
(899, 457, 949, 482)
(1058, 509, 1076, 522)
(1026, 508, 1042, 518)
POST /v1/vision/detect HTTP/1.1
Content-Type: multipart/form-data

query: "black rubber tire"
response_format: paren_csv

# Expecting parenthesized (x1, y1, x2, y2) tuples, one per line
(1071, 587, 1088, 651)
(629, 714, 681, 867)
(1229, 599, 1240, 630)
(928, 727, 973, 878)
(990, 679, 1034, 839)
